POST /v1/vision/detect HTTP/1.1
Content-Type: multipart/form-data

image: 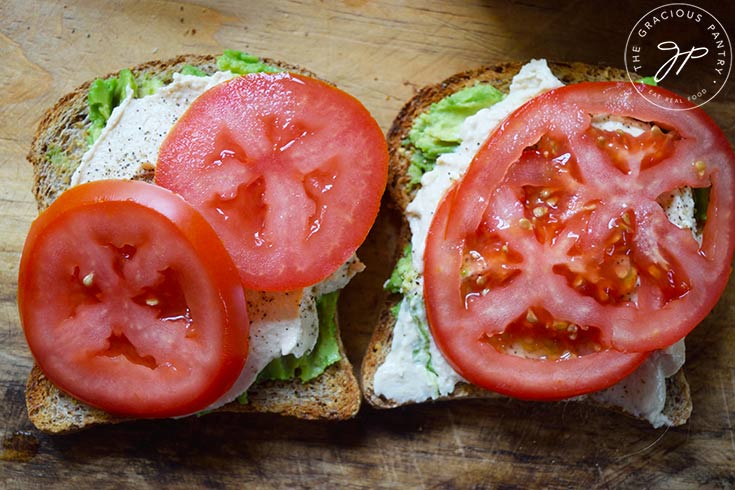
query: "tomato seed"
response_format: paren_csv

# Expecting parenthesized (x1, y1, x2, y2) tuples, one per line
(694, 160, 707, 177)
(614, 264, 630, 279)
(82, 272, 94, 287)
(552, 320, 568, 330)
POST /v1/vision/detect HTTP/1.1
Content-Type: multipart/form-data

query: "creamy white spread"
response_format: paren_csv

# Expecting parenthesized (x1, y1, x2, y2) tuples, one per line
(71, 71, 237, 185)
(70, 71, 363, 411)
(374, 59, 689, 427)
(588, 339, 685, 427)
(373, 292, 462, 400)
(591, 114, 647, 137)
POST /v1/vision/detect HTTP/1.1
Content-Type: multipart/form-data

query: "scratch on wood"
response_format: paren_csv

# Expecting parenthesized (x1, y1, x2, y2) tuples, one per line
(378, 448, 399, 484)
(614, 426, 670, 462)
(409, 448, 426, 488)
(719, 375, 735, 452)
(334, 449, 348, 476)
(445, 408, 466, 460)
(595, 463, 606, 488)
(485, 409, 507, 465)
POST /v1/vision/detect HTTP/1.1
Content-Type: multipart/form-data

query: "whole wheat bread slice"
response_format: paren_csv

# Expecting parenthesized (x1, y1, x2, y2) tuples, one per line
(361, 61, 693, 426)
(25, 54, 361, 433)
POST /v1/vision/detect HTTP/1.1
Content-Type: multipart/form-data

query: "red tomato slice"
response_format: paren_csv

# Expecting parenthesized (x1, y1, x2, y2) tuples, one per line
(156, 72, 388, 291)
(18, 180, 249, 417)
(424, 82, 735, 400)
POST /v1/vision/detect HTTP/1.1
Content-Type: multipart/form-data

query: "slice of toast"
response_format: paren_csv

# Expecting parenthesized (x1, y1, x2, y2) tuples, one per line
(25, 54, 361, 433)
(361, 61, 693, 426)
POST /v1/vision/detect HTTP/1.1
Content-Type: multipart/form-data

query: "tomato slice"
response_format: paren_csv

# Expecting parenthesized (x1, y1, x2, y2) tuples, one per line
(424, 82, 735, 400)
(18, 180, 249, 417)
(156, 72, 388, 291)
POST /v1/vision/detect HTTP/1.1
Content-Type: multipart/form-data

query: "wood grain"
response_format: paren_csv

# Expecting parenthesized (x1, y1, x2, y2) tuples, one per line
(2, 0, 734, 488)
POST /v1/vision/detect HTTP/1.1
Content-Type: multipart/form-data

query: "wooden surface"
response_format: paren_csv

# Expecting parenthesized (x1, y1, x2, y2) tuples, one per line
(2, 0, 734, 488)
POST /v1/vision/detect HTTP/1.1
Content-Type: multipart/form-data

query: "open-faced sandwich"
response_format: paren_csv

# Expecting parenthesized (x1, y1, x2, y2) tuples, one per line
(21, 51, 388, 433)
(362, 59, 735, 427)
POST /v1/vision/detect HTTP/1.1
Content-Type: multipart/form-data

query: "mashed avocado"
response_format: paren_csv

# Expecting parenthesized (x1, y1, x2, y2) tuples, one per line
(179, 65, 207, 77)
(385, 244, 416, 317)
(639, 76, 657, 86)
(253, 291, 342, 384)
(384, 244, 416, 295)
(46, 145, 75, 173)
(388, 85, 505, 302)
(216, 50, 280, 75)
(85, 50, 278, 145)
(406, 84, 503, 187)
(87, 68, 138, 144)
(405, 78, 656, 189)
(86, 69, 163, 144)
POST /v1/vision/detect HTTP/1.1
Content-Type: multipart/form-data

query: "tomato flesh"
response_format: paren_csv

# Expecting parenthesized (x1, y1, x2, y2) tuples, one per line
(424, 82, 735, 399)
(18, 180, 249, 417)
(591, 123, 679, 173)
(156, 72, 388, 291)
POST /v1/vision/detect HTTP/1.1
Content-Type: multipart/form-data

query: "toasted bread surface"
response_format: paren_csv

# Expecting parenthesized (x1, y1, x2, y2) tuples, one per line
(25, 54, 360, 433)
(361, 61, 692, 426)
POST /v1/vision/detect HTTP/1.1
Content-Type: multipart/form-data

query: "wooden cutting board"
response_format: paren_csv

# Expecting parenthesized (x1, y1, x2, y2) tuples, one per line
(2, 1, 734, 488)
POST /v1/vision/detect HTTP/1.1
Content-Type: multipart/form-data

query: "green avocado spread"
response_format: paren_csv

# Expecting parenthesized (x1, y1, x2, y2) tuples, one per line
(216, 49, 281, 75)
(86, 68, 137, 144)
(406, 84, 503, 187)
(384, 244, 416, 295)
(46, 144, 75, 173)
(179, 64, 207, 77)
(255, 291, 342, 384)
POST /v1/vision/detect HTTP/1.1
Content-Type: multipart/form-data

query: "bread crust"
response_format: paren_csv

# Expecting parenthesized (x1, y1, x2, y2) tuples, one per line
(25, 54, 360, 433)
(361, 61, 692, 426)
(26, 314, 360, 434)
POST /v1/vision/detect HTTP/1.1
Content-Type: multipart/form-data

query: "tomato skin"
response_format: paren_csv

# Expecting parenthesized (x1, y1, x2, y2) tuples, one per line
(18, 180, 249, 417)
(156, 72, 388, 291)
(424, 82, 735, 399)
